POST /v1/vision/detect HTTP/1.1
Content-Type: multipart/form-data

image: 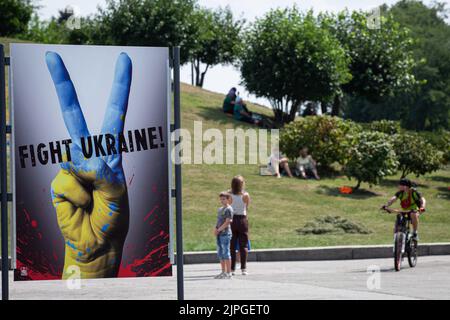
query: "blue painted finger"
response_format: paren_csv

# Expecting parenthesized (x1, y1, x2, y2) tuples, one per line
(45, 51, 90, 145)
(101, 52, 132, 136)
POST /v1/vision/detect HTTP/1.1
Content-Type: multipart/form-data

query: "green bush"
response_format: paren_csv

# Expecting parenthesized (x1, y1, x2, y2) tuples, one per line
(280, 116, 361, 168)
(344, 131, 398, 189)
(393, 132, 444, 178)
(369, 120, 402, 135)
(418, 130, 450, 165)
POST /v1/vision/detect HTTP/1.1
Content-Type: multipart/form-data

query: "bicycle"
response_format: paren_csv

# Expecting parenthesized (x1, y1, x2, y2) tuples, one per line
(381, 206, 420, 272)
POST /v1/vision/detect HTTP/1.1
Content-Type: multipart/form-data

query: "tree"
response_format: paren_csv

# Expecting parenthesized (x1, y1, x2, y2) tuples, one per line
(92, 0, 198, 64)
(24, 13, 90, 45)
(342, 1, 450, 131)
(189, 7, 245, 88)
(344, 131, 398, 189)
(0, 0, 34, 36)
(321, 10, 418, 116)
(393, 133, 443, 178)
(280, 116, 361, 169)
(388, 0, 450, 131)
(240, 8, 351, 124)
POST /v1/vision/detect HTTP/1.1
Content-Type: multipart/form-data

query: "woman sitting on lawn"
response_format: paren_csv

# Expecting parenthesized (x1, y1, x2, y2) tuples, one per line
(295, 147, 320, 180)
(223, 87, 237, 114)
(268, 148, 293, 178)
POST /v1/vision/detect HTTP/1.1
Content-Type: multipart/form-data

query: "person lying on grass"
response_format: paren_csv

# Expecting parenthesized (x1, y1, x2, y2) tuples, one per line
(233, 97, 260, 125)
(214, 192, 234, 279)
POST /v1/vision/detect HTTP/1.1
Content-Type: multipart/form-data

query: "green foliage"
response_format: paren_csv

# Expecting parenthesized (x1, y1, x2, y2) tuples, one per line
(24, 14, 91, 44)
(418, 130, 450, 164)
(240, 8, 351, 124)
(343, 1, 450, 131)
(322, 10, 417, 102)
(393, 132, 444, 178)
(369, 120, 402, 135)
(0, 0, 34, 36)
(190, 6, 245, 87)
(280, 116, 360, 168)
(389, 0, 450, 131)
(92, 0, 198, 64)
(344, 131, 398, 189)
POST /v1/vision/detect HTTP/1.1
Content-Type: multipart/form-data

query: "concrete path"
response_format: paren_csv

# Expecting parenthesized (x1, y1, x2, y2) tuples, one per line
(7, 255, 450, 300)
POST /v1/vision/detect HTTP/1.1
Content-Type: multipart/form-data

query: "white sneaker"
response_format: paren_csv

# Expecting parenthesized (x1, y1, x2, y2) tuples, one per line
(241, 269, 248, 276)
(214, 272, 225, 279)
(231, 270, 235, 276)
(222, 273, 232, 279)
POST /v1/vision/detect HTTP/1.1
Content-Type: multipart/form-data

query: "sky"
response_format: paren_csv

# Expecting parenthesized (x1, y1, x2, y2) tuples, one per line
(35, 0, 441, 107)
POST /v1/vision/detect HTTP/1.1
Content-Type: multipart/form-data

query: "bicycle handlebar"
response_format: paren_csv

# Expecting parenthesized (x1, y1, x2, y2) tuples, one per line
(380, 206, 417, 215)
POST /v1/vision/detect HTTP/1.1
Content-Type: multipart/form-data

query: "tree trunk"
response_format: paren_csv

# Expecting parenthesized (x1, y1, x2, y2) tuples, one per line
(321, 101, 328, 115)
(331, 95, 341, 116)
(273, 108, 284, 125)
(288, 101, 301, 122)
(354, 180, 362, 190)
(401, 169, 408, 179)
(194, 59, 201, 87)
(191, 61, 194, 86)
(198, 64, 209, 88)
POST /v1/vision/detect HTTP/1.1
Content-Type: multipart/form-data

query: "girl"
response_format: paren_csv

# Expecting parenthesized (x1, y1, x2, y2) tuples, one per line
(229, 175, 251, 275)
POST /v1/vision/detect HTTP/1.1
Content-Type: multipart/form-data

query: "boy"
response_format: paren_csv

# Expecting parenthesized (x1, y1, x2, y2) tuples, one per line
(214, 192, 234, 279)
(382, 178, 426, 240)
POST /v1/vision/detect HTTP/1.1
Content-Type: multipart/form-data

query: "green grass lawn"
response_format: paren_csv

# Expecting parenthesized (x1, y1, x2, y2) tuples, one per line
(1, 37, 450, 254)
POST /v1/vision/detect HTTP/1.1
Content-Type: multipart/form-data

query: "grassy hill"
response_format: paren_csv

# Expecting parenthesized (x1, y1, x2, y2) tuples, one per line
(2, 37, 450, 252)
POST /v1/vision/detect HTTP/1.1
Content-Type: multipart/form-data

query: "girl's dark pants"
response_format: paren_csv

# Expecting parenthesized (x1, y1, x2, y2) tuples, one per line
(230, 215, 249, 271)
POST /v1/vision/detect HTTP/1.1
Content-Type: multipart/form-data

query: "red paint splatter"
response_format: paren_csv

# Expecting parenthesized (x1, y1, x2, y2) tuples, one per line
(144, 205, 159, 222)
(118, 243, 171, 278)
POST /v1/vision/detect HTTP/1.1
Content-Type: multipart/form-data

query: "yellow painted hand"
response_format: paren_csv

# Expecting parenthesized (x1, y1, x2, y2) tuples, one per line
(46, 51, 132, 279)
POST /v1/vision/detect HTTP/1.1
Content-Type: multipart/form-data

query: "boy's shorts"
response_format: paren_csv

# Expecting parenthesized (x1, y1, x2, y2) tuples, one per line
(217, 233, 232, 260)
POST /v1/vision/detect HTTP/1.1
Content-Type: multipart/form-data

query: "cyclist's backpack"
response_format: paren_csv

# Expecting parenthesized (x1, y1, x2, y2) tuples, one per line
(410, 187, 423, 208)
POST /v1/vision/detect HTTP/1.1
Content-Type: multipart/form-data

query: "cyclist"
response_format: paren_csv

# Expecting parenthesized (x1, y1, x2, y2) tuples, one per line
(381, 178, 426, 240)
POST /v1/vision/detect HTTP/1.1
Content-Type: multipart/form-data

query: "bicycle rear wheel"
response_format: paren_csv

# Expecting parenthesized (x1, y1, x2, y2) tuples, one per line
(407, 238, 418, 268)
(394, 233, 404, 272)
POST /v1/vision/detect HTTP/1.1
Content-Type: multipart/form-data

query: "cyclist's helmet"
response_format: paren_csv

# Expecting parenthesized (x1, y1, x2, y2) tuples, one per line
(399, 178, 412, 188)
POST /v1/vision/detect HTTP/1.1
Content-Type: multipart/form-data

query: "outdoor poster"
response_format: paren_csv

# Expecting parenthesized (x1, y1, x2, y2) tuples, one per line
(10, 43, 172, 280)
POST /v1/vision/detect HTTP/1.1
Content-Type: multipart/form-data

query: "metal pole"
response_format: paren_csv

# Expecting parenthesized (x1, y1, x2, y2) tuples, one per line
(0, 44, 9, 300)
(173, 47, 184, 300)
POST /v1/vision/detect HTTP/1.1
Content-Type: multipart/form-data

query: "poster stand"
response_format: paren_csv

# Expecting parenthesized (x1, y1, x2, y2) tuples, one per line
(0, 44, 184, 301)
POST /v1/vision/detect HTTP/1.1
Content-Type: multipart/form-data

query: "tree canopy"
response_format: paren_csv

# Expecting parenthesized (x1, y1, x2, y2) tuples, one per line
(240, 8, 351, 124)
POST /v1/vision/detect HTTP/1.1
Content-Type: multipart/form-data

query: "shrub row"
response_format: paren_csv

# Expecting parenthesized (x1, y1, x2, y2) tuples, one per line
(280, 117, 446, 189)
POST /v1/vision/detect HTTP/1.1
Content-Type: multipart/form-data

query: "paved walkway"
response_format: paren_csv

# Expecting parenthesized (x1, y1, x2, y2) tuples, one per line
(7, 255, 450, 300)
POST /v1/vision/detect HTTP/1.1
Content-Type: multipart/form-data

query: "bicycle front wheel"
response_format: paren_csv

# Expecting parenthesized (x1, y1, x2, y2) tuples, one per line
(407, 238, 418, 268)
(394, 233, 404, 272)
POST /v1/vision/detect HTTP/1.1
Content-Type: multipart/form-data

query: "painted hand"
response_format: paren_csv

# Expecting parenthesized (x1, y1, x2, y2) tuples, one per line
(46, 51, 132, 279)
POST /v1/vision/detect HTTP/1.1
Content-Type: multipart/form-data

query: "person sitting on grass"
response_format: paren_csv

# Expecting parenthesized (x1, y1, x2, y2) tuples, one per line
(268, 147, 293, 178)
(295, 147, 320, 180)
(223, 87, 237, 114)
(214, 192, 234, 279)
(233, 97, 259, 125)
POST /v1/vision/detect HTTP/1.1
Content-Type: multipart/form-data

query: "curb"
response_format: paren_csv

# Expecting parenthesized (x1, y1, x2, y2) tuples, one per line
(178, 243, 450, 265)
(2, 243, 450, 269)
